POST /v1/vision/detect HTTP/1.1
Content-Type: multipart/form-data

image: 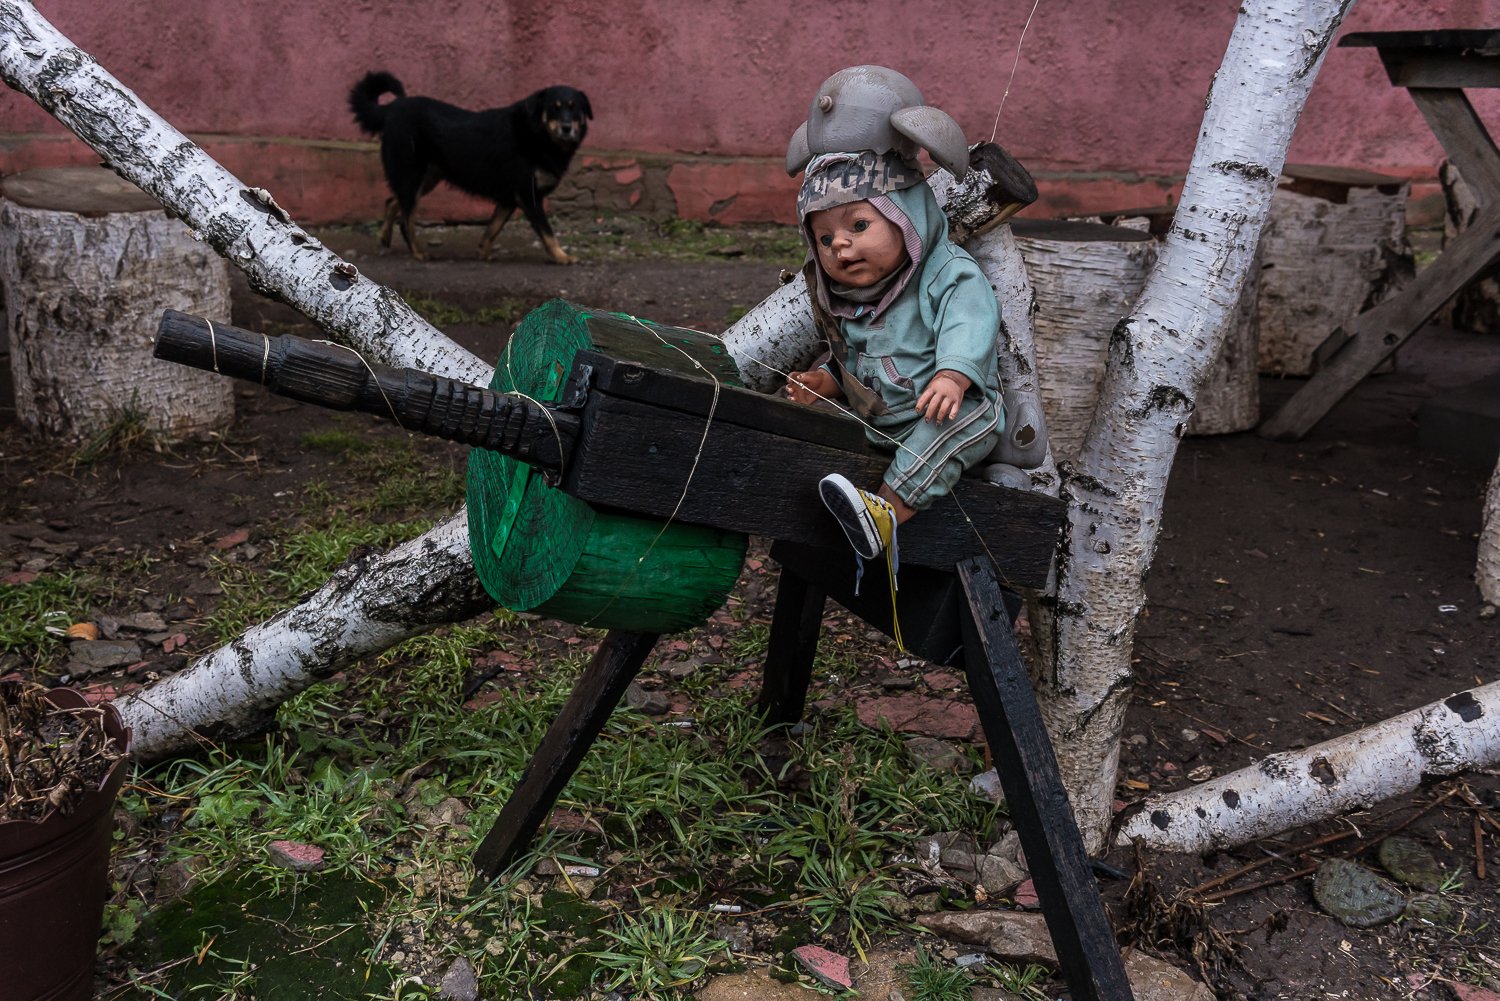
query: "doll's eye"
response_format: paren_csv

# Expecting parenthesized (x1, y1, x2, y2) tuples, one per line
(819, 234, 833, 247)
(852, 220, 869, 232)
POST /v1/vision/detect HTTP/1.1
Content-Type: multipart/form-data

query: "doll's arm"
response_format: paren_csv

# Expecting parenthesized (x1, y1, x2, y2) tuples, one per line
(785, 366, 842, 405)
(915, 370, 971, 423)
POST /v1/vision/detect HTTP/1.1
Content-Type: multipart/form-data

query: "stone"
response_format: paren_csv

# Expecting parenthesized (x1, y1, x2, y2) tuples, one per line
(792, 945, 852, 990)
(1312, 859, 1407, 928)
(1377, 835, 1449, 892)
(624, 681, 671, 716)
(916, 911, 1059, 967)
(905, 735, 971, 774)
(437, 957, 480, 1001)
(856, 694, 979, 740)
(925, 831, 980, 882)
(978, 853, 1028, 895)
(696, 970, 808, 1001)
(267, 839, 326, 872)
(114, 611, 169, 632)
(67, 639, 143, 672)
(1451, 985, 1500, 1001)
(968, 768, 1005, 804)
(1122, 949, 1216, 1001)
(1404, 892, 1459, 927)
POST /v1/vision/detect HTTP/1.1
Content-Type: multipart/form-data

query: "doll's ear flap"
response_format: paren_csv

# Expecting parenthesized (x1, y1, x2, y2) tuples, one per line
(891, 106, 970, 178)
(786, 122, 812, 176)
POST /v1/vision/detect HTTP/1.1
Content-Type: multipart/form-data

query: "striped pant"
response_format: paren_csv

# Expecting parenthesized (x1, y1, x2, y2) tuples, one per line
(873, 395, 1004, 510)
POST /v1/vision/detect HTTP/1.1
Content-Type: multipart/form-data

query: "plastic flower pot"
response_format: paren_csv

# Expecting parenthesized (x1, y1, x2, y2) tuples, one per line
(0, 689, 131, 1001)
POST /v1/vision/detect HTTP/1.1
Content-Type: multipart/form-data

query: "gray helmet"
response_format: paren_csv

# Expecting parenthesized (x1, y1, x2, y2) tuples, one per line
(786, 65, 970, 179)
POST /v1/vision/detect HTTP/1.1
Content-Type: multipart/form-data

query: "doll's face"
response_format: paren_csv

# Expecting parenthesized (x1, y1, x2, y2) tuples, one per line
(808, 201, 907, 287)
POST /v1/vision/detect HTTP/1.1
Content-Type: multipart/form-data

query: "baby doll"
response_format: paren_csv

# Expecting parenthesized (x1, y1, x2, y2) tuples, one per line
(784, 147, 1004, 575)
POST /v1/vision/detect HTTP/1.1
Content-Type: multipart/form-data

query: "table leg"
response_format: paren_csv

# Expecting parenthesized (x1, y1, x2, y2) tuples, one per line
(1408, 89, 1500, 201)
(757, 566, 826, 725)
(471, 629, 660, 888)
(956, 557, 1133, 1001)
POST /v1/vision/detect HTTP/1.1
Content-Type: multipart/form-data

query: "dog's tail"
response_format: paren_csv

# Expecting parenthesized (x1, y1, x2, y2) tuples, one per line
(348, 71, 405, 135)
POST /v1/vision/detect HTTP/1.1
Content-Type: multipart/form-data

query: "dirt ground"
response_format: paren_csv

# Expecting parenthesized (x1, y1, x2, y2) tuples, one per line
(3, 219, 1499, 1000)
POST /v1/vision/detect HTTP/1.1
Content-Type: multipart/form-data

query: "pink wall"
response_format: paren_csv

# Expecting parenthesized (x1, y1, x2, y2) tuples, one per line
(1, 0, 1495, 224)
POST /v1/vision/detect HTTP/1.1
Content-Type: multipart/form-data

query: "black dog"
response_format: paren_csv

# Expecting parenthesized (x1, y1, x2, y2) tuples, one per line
(349, 71, 591, 264)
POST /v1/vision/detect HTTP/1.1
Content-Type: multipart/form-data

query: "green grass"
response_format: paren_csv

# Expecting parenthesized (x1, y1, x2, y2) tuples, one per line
(400, 294, 529, 329)
(0, 570, 102, 668)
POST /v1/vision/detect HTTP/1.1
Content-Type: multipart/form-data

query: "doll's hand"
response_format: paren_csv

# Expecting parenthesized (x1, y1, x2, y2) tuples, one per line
(785, 368, 839, 405)
(916, 370, 971, 423)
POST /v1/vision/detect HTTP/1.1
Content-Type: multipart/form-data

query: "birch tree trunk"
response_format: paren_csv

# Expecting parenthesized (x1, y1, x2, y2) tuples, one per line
(1121, 682, 1500, 852)
(1480, 459, 1500, 605)
(1032, 0, 1354, 854)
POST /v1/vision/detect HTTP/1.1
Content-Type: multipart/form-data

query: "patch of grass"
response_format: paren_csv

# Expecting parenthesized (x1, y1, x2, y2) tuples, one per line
(72, 406, 156, 466)
(575, 903, 730, 997)
(400, 294, 529, 329)
(0, 570, 99, 666)
(301, 428, 375, 454)
(901, 947, 974, 1001)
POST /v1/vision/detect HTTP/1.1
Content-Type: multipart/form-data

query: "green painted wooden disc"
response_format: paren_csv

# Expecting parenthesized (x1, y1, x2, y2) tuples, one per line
(467, 300, 747, 633)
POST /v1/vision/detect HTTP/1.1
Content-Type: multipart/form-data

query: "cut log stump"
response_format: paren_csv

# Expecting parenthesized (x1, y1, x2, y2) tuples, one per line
(1012, 218, 1157, 459)
(0, 166, 233, 443)
(1257, 164, 1413, 377)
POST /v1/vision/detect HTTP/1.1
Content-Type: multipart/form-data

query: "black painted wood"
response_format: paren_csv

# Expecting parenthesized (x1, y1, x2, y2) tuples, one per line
(566, 391, 1064, 587)
(955, 558, 1134, 1001)
(756, 567, 827, 725)
(471, 629, 659, 886)
(154, 310, 577, 468)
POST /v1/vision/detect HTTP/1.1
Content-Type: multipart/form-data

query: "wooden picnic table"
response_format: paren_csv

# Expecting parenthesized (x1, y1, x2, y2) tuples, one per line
(1260, 29, 1500, 441)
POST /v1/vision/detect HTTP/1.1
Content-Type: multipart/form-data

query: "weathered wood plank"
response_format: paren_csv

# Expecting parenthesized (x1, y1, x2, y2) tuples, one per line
(756, 567, 827, 726)
(1259, 204, 1500, 440)
(1408, 89, 1500, 202)
(955, 558, 1134, 1001)
(566, 392, 1064, 587)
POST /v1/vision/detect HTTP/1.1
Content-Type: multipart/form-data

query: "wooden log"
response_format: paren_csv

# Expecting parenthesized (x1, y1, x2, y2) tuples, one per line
(1257, 164, 1413, 376)
(1010, 219, 1158, 461)
(1073, 208, 1262, 435)
(1438, 159, 1500, 334)
(0, 166, 232, 442)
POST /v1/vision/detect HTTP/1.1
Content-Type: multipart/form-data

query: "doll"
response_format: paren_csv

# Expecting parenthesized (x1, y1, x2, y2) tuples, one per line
(781, 68, 1003, 582)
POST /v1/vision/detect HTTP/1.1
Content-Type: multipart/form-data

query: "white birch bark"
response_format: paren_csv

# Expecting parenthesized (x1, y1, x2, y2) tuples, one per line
(1034, 0, 1354, 853)
(0, 0, 489, 387)
(1120, 682, 1500, 852)
(122, 512, 494, 758)
(1479, 459, 1500, 605)
(0, 194, 233, 441)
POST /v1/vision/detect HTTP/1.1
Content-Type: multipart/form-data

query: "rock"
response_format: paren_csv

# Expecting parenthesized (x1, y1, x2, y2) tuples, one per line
(856, 694, 979, 740)
(925, 831, 980, 882)
(437, 957, 479, 1001)
(1404, 892, 1459, 927)
(1451, 984, 1500, 1001)
(978, 853, 1027, 895)
(624, 681, 671, 716)
(115, 611, 168, 632)
(905, 735, 971, 774)
(968, 768, 1005, 804)
(1122, 949, 1216, 1001)
(1312, 858, 1407, 928)
(792, 944, 852, 990)
(1012, 878, 1040, 909)
(267, 839, 326, 872)
(916, 911, 1058, 967)
(714, 921, 754, 953)
(67, 639, 143, 672)
(696, 970, 807, 1000)
(1377, 835, 1449, 892)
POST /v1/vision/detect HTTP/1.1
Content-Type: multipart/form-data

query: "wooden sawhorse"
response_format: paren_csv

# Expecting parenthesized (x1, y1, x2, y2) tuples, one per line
(1261, 29, 1500, 441)
(472, 541, 1134, 1001)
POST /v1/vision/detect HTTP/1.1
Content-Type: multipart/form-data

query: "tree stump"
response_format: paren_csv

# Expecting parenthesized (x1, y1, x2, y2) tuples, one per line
(1438, 159, 1500, 335)
(1257, 164, 1413, 376)
(1011, 219, 1158, 460)
(0, 166, 233, 443)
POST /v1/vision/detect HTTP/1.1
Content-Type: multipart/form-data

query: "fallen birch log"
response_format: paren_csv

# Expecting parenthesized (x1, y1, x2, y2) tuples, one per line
(1119, 681, 1500, 853)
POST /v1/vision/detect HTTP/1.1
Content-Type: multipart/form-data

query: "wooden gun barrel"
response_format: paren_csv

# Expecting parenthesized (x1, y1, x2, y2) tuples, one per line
(153, 309, 577, 472)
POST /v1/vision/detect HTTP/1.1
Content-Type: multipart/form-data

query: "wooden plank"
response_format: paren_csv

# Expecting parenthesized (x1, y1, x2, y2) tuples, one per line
(756, 567, 827, 726)
(1259, 205, 1500, 441)
(1340, 30, 1500, 54)
(471, 630, 659, 886)
(1380, 52, 1500, 90)
(565, 392, 1064, 587)
(1407, 89, 1500, 203)
(955, 558, 1134, 1001)
(577, 350, 869, 452)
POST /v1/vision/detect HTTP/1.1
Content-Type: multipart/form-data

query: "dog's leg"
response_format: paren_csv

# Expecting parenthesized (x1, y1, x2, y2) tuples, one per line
(478, 206, 517, 261)
(517, 196, 575, 265)
(378, 197, 399, 248)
